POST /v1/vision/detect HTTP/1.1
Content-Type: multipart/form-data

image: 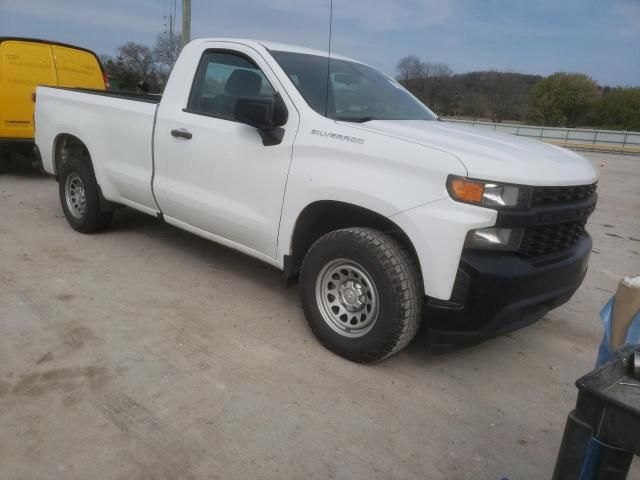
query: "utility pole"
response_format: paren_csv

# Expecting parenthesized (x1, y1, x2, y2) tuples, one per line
(168, 13, 173, 57)
(181, 0, 191, 47)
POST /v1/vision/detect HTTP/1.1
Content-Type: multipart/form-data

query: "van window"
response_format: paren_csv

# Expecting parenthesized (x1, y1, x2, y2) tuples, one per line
(187, 51, 274, 119)
(52, 45, 104, 89)
(1, 40, 56, 86)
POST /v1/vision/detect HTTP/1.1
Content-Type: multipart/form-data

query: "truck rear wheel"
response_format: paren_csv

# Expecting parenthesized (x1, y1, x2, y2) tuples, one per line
(300, 227, 422, 363)
(58, 156, 113, 233)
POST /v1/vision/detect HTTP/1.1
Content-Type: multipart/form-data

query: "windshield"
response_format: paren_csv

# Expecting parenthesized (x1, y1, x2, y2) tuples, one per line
(270, 50, 438, 122)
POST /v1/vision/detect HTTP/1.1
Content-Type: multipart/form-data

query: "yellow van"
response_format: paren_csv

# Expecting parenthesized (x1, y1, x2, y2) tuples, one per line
(0, 37, 107, 170)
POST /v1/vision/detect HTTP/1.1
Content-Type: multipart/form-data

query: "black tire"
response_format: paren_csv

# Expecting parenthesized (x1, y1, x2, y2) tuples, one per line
(300, 227, 422, 363)
(58, 154, 113, 233)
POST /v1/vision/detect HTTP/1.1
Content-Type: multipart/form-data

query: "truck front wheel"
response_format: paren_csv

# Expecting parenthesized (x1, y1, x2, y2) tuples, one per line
(300, 227, 422, 363)
(58, 156, 113, 233)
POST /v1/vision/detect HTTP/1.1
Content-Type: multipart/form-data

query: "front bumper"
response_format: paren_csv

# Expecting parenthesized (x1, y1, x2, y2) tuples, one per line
(426, 234, 592, 348)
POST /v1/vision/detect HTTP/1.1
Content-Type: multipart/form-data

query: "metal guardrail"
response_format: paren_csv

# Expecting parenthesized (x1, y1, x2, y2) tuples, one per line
(445, 119, 640, 155)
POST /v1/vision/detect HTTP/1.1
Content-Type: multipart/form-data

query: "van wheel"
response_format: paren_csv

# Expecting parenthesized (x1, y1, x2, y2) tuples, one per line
(300, 227, 422, 363)
(58, 156, 113, 233)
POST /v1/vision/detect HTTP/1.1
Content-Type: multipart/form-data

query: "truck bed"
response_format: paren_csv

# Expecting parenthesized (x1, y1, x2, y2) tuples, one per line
(44, 86, 162, 104)
(35, 85, 160, 214)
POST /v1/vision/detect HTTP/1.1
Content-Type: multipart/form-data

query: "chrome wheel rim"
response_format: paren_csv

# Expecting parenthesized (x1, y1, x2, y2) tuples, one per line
(65, 173, 86, 218)
(315, 258, 379, 338)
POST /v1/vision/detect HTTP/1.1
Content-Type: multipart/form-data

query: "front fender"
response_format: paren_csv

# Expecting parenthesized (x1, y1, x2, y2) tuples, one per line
(390, 198, 496, 299)
(277, 115, 467, 267)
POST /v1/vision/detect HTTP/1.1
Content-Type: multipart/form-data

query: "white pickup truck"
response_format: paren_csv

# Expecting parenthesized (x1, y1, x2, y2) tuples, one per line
(35, 38, 598, 362)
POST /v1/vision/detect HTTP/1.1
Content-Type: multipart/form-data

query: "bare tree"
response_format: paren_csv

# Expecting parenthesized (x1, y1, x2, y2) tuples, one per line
(428, 63, 453, 79)
(154, 32, 182, 73)
(117, 42, 156, 82)
(396, 55, 424, 84)
(486, 70, 527, 122)
(413, 62, 453, 111)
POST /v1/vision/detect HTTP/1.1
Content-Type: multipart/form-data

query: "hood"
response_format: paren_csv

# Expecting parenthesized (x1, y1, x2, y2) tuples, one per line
(355, 120, 598, 186)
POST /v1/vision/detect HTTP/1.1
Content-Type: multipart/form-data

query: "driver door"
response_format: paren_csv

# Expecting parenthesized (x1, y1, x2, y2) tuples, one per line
(154, 44, 299, 260)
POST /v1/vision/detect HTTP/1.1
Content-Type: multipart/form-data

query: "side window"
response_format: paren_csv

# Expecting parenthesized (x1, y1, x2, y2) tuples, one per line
(187, 51, 274, 119)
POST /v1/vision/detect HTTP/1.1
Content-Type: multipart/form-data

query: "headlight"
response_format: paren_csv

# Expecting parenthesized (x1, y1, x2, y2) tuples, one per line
(447, 176, 532, 209)
(465, 227, 524, 251)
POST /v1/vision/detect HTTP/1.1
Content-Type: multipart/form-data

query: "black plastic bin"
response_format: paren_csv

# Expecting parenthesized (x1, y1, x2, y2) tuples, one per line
(553, 344, 640, 479)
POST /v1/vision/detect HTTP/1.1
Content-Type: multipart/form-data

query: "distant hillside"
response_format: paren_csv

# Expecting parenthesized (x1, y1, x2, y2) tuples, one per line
(396, 55, 640, 130)
(447, 71, 542, 121)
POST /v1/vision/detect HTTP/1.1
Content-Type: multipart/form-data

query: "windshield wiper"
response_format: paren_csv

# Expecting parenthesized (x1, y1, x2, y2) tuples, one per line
(334, 116, 376, 123)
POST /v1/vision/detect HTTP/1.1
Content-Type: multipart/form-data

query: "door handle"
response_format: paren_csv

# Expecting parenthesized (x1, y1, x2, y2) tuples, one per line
(171, 128, 192, 140)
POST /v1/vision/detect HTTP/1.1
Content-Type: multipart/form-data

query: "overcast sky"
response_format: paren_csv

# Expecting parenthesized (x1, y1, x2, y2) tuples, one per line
(1, 0, 638, 86)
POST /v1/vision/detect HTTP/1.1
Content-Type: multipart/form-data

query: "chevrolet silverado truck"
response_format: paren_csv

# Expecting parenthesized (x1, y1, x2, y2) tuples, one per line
(35, 38, 598, 363)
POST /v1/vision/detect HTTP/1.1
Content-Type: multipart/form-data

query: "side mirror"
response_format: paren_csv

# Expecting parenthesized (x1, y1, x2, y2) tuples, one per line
(234, 93, 288, 131)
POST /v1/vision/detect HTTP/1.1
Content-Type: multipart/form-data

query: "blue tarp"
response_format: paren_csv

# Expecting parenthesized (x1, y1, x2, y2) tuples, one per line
(581, 296, 640, 479)
(596, 296, 640, 366)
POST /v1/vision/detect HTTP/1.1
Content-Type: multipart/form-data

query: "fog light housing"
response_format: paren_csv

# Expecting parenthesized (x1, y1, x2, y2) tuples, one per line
(465, 227, 524, 251)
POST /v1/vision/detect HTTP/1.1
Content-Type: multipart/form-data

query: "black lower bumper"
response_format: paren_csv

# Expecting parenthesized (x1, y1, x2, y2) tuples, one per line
(426, 234, 592, 348)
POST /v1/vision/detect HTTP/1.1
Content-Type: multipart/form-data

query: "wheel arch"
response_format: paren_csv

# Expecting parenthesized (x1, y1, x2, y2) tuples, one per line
(284, 200, 423, 290)
(53, 133, 93, 177)
(53, 132, 116, 211)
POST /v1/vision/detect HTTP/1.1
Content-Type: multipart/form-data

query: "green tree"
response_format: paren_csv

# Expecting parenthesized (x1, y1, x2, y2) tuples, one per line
(528, 73, 599, 127)
(101, 42, 162, 93)
(595, 88, 640, 131)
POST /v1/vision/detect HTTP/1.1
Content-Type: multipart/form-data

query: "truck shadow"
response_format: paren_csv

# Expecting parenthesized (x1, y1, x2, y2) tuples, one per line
(108, 207, 297, 301)
(107, 207, 518, 366)
(0, 148, 44, 176)
(0, 162, 44, 177)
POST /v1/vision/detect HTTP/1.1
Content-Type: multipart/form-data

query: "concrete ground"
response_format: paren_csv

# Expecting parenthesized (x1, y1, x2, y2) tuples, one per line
(0, 151, 639, 480)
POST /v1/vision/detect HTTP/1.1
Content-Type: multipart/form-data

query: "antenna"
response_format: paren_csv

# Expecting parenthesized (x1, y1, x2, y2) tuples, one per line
(324, 0, 333, 118)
